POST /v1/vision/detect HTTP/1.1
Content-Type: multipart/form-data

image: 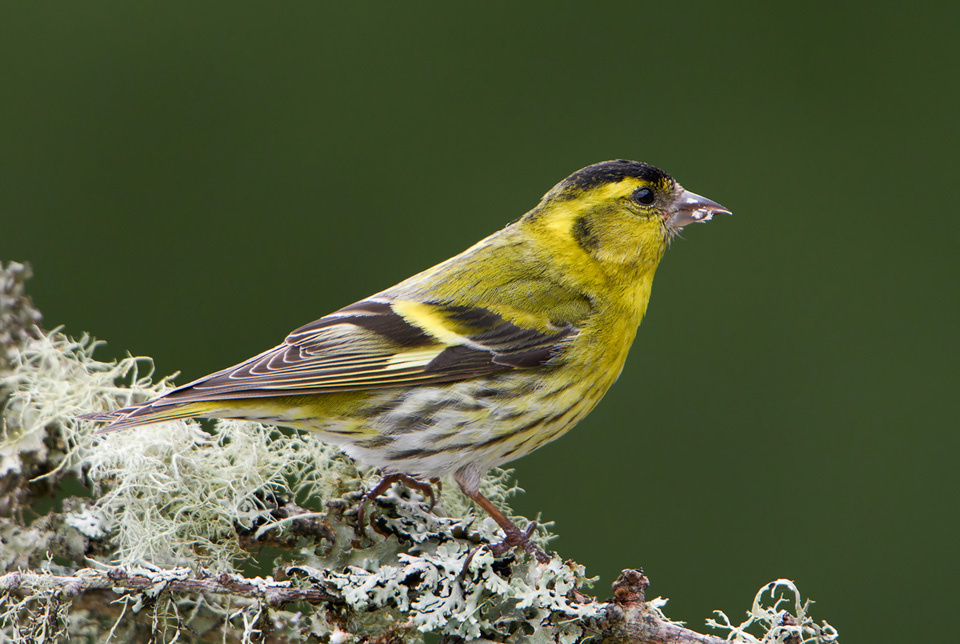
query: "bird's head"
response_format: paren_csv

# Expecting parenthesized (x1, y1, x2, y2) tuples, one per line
(525, 160, 730, 272)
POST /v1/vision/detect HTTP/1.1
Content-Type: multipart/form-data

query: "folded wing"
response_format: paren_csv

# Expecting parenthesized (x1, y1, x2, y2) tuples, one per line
(84, 297, 576, 428)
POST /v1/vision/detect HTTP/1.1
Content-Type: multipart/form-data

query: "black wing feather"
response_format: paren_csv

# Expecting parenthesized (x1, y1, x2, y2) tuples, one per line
(137, 297, 577, 406)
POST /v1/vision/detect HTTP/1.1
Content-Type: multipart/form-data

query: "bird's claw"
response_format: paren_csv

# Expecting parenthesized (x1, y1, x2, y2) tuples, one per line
(488, 521, 551, 564)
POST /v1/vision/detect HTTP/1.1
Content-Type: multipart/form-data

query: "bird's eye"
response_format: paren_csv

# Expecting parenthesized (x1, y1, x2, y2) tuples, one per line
(632, 187, 655, 206)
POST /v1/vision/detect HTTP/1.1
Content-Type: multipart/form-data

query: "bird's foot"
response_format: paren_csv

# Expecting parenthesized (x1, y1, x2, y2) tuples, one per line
(488, 521, 551, 564)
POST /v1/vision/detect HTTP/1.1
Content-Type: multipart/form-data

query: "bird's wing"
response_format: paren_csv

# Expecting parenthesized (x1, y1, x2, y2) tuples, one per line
(146, 297, 576, 405)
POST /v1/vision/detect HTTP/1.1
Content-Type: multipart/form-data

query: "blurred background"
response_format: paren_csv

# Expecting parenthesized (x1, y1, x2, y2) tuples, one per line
(2, 2, 957, 640)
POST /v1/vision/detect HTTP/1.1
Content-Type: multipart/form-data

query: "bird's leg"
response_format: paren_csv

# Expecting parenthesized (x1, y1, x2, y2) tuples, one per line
(461, 485, 551, 564)
(356, 472, 437, 532)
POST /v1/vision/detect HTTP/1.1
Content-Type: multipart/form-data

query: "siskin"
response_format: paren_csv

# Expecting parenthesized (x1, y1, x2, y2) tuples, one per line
(83, 160, 730, 561)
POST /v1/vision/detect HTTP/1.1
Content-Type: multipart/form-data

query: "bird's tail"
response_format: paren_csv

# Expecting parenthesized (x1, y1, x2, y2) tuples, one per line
(78, 400, 224, 433)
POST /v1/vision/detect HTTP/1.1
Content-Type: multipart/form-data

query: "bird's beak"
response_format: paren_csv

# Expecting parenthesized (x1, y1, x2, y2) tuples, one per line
(666, 187, 732, 231)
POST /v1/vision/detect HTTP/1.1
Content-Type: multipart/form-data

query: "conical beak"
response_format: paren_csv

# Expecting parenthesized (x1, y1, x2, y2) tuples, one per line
(666, 187, 732, 231)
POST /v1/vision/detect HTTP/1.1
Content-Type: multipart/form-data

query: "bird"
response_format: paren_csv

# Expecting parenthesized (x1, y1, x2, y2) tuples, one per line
(82, 160, 730, 562)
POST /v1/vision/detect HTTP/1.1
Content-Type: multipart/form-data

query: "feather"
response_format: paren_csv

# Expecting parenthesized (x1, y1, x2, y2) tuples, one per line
(100, 298, 577, 415)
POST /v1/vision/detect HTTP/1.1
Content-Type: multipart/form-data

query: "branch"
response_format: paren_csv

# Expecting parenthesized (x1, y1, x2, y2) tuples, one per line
(596, 569, 729, 644)
(0, 567, 732, 644)
(0, 568, 337, 606)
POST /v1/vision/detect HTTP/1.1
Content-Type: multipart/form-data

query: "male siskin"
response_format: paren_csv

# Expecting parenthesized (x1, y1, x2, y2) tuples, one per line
(84, 160, 730, 561)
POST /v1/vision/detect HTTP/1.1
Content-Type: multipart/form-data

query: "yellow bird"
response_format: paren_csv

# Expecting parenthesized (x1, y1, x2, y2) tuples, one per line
(83, 160, 730, 561)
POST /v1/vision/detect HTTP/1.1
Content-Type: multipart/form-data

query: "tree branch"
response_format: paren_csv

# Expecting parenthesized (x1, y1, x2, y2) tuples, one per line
(0, 568, 337, 606)
(595, 569, 729, 644)
(0, 567, 734, 644)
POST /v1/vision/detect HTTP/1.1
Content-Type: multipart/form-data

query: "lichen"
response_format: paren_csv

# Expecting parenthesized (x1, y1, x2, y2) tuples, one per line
(0, 262, 839, 644)
(706, 579, 839, 644)
(1, 319, 602, 642)
(0, 261, 42, 374)
(293, 544, 598, 642)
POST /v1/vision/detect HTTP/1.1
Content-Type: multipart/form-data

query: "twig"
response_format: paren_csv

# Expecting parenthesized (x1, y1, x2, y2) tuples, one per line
(594, 569, 731, 644)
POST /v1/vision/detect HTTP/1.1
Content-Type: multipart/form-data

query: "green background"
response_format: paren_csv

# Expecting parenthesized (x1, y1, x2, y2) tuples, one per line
(3, 2, 958, 640)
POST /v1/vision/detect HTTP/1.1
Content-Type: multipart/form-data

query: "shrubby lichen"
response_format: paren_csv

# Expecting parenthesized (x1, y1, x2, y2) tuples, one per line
(0, 261, 838, 644)
(706, 579, 839, 643)
(0, 320, 600, 642)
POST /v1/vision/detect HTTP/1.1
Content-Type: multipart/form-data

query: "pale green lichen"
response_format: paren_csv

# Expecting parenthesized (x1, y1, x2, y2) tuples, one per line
(0, 584, 70, 643)
(1, 323, 596, 642)
(0, 328, 529, 569)
(84, 418, 356, 570)
(0, 330, 169, 487)
(0, 264, 839, 643)
(293, 543, 597, 643)
(706, 579, 839, 643)
(0, 261, 42, 374)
